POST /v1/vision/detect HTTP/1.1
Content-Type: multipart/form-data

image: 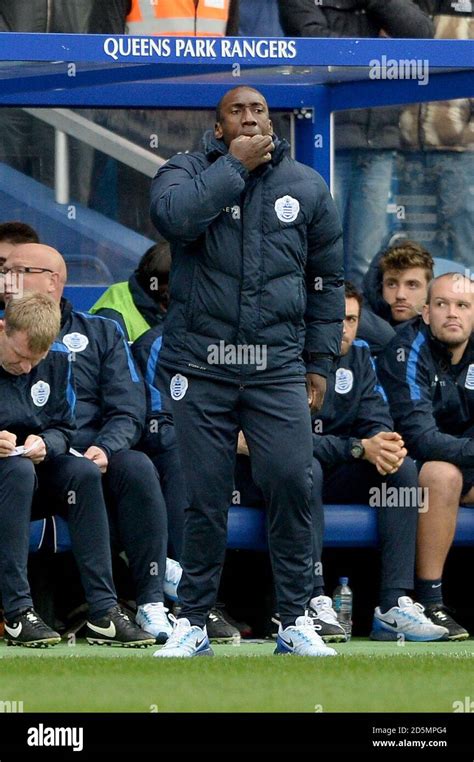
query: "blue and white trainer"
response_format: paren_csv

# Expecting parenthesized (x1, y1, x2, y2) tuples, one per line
(370, 596, 449, 641)
(153, 617, 214, 658)
(136, 602, 173, 644)
(163, 557, 182, 602)
(274, 615, 337, 656)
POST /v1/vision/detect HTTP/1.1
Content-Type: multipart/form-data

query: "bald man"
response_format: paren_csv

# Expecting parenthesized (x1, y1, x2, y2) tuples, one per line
(378, 273, 474, 640)
(3, 244, 175, 644)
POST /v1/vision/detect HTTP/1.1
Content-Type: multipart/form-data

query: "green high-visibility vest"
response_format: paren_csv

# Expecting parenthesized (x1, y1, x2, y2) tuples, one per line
(90, 281, 151, 342)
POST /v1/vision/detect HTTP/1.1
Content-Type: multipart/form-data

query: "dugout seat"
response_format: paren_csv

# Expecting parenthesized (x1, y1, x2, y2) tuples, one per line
(29, 284, 474, 554)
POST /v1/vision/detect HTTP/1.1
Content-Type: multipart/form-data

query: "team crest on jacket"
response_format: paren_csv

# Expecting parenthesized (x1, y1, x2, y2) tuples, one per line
(465, 364, 474, 391)
(170, 373, 188, 401)
(62, 332, 89, 353)
(31, 380, 50, 407)
(274, 195, 300, 223)
(335, 368, 353, 394)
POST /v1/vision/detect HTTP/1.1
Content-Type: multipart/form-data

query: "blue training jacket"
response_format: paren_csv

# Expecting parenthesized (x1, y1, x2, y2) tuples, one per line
(150, 130, 344, 383)
(0, 341, 75, 459)
(377, 318, 474, 467)
(312, 339, 392, 468)
(59, 299, 146, 457)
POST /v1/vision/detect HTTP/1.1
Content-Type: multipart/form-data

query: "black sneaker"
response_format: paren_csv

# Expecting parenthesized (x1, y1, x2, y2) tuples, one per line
(4, 609, 61, 648)
(86, 605, 156, 647)
(206, 607, 241, 643)
(308, 596, 347, 643)
(424, 604, 469, 641)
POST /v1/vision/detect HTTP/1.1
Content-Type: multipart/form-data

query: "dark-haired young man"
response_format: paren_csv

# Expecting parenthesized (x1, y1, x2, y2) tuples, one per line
(359, 240, 435, 355)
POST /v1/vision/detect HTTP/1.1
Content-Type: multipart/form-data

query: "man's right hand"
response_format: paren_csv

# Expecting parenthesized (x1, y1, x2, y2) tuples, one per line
(0, 430, 16, 457)
(361, 431, 407, 476)
(229, 135, 274, 172)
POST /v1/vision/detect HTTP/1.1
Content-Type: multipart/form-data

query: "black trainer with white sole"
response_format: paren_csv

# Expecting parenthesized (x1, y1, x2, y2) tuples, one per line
(86, 605, 155, 647)
(424, 604, 469, 641)
(206, 607, 240, 643)
(4, 609, 61, 647)
(308, 596, 347, 643)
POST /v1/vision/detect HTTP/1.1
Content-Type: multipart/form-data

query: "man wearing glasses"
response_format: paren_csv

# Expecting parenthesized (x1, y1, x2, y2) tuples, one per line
(2, 243, 178, 643)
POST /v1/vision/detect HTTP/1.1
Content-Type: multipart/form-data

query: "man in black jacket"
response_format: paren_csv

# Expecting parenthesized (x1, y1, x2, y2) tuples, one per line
(151, 85, 344, 658)
(0, 292, 153, 647)
(278, 0, 434, 285)
(377, 273, 474, 639)
(310, 282, 448, 641)
(3, 243, 175, 644)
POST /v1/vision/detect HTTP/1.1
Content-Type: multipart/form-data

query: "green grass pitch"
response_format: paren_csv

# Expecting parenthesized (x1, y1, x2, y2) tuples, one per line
(0, 638, 473, 713)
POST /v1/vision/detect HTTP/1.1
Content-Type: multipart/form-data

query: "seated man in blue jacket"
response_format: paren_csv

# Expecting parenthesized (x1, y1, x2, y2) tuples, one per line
(3, 243, 176, 643)
(377, 272, 474, 640)
(0, 292, 153, 647)
(132, 316, 242, 643)
(311, 282, 448, 641)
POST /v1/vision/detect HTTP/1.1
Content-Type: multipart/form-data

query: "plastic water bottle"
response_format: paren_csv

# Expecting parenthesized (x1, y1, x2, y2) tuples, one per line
(333, 577, 353, 641)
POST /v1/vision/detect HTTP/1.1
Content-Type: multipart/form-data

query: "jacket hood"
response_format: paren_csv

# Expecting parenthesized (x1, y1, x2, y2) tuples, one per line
(202, 129, 289, 167)
(129, 272, 166, 325)
(60, 297, 73, 328)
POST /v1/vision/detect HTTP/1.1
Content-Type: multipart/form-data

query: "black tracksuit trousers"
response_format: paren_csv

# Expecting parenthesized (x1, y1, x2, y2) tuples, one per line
(169, 374, 314, 629)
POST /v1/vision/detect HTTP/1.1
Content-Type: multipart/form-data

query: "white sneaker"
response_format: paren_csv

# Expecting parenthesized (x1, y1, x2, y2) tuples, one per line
(371, 596, 449, 641)
(308, 596, 347, 643)
(274, 615, 337, 657)
(136, 602, 172, 644)
(153, 617, 214, 658)
(164, 558, 182, 602)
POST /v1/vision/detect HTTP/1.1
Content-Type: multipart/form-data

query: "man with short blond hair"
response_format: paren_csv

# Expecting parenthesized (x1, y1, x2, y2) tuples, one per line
(0, 293, 152, 647)
(3, 243, 176, 643)
(3, 290, 59, 351)
(377, 273, 474, 640)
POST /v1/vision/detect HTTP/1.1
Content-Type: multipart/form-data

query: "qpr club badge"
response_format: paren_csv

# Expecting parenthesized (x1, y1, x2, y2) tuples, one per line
(31, 380, 51, 407)
(62, 332, 89, 353)
(170, 373, 188, 401)
(335, 368, 353, 395)
(465, 364, 474, 391)
(274, 195, 300, 224)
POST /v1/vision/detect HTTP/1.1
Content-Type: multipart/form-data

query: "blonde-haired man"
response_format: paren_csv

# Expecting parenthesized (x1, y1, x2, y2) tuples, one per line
(0, 293, 154, 647)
